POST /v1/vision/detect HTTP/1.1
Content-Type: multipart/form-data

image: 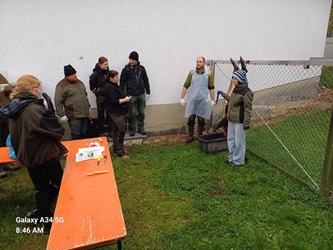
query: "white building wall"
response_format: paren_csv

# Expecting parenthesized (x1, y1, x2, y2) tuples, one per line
(0, 0, 331, 106)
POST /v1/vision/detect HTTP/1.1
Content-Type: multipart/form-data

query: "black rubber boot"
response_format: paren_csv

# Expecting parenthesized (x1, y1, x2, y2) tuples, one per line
(198, 124, 205, 136)
(186, 124, 194, 143)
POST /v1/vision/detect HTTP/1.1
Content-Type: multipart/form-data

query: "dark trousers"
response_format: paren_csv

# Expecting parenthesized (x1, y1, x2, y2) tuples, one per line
(0, 117, 9, 147)
(27, 160, 63, 218)
(187, 115, 205, 126)
(96, 95, 107, 133)
(68, 118, 87, 140)
(109, 113, 127, 157)
(128, 94, 146, 131)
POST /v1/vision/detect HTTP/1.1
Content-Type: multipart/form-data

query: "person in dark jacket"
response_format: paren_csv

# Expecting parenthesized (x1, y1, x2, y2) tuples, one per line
(55, 65, 90, 140)
(0, 74, 20, 178)
(89, 56, 109, 134)
(120, 51, 150, 136)
(220, 69, 253, 166)
(105, 70, 131, 159)
(0, 74, 68, 234)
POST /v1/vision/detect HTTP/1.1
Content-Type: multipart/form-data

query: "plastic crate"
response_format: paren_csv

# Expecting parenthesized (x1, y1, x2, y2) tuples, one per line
(198, 133, 227, 153)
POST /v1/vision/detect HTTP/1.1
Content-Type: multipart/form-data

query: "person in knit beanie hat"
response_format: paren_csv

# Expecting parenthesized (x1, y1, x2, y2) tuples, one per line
(219, 68, 253, 166)
(120, 51, 150, 136)
(129, 51, 139, 61)
(232, 69, 247, 83)
(64, 65, 77, 77)
(55, 64, 90, 140)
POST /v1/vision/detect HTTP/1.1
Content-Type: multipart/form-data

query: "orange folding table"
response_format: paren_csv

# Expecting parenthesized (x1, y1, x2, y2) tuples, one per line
(47, 137, 126, 249)
(0, 141, 70, 164)
(0, 146, 17, 164)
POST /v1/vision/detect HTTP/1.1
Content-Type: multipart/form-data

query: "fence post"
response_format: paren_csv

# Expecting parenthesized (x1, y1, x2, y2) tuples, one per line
(320, 109, 333, 197)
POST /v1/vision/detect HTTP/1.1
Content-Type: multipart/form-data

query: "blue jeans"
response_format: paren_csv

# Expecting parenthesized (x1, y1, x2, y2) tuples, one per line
(227, 121, 246, 165)
(128, 94, 146, 131)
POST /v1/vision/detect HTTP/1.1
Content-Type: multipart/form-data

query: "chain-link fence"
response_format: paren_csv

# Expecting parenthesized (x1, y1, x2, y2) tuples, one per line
(207, 58, 333, 201)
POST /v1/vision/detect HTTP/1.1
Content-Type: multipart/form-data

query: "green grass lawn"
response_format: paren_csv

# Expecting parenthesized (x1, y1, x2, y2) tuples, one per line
(248, 109, 331, 186)
(1, 140, 333, 250)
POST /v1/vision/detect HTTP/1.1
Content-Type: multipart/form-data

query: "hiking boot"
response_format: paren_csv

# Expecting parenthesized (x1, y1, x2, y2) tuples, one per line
(2, 163, 20, 171)
(186, 124, 194, 143)
(138, 128, 147, 135)
(0, 167, 7, 179)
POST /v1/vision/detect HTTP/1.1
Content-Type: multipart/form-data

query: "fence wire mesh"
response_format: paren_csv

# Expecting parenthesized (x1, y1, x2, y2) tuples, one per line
(208, 59, 333, 198)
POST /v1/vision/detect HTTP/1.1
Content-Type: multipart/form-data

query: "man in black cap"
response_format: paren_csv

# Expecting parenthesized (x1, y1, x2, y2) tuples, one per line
(120, 51, 150, 136)
(54, 65, 91, 140)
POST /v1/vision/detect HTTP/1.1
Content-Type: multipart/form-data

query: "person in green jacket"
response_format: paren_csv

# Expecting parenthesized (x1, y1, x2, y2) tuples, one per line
(55, 65, 90, 140)
(220, 69, 253, 166)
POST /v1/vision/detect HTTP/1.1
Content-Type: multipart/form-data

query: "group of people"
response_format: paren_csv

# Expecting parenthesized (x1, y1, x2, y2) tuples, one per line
(181, 56, 253, 167)
(0, 54, 252, 235)
(54, 51, 150, 158)
(0, 50, 150, 233)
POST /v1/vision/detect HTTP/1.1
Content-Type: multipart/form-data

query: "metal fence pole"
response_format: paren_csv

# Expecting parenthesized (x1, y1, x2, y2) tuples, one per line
(320, 109, 333, 197)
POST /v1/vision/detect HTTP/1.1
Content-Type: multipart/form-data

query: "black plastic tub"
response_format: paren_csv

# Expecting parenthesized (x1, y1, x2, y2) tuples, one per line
(198, 133, 227, 153)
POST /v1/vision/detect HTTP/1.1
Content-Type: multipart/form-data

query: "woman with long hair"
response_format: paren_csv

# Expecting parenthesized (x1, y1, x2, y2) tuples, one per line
(105, 70, 131, 159)
(89, 56, 109, 135)
(0, 75, 68, 233)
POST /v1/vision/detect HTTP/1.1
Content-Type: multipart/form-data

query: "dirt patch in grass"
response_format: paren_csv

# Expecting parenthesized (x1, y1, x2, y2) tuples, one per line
(142, 134, 187, 145)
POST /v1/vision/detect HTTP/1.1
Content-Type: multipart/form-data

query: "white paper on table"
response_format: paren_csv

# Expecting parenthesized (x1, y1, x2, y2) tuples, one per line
(75, 146, 105, 162)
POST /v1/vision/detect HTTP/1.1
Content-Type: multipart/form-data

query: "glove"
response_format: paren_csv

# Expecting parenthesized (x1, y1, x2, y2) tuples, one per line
(145, 94, 150, 101)
(180, 99, 185, 106)
(60, 115, 68, 123)
(217, 90, 223, 96)
(211, 100, 215, 106)
(243, 124, 250, 130)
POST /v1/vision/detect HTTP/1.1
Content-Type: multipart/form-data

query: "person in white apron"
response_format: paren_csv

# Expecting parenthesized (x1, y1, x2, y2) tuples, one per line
(180, 57, 215, 143)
